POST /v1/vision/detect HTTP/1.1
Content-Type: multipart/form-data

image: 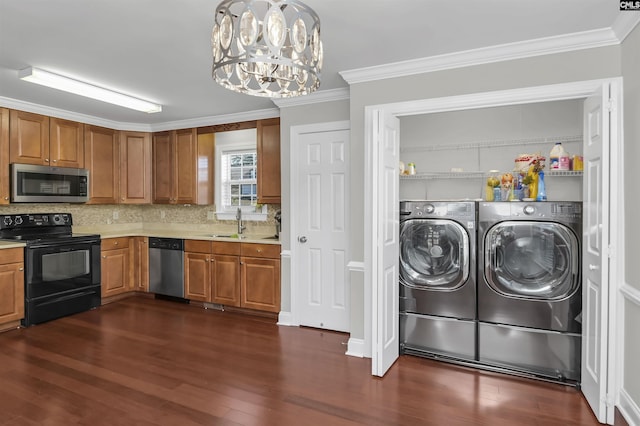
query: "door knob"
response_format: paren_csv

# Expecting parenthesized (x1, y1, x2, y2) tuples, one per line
(298, 236, 307, 243)
(589, 264, 599, 271)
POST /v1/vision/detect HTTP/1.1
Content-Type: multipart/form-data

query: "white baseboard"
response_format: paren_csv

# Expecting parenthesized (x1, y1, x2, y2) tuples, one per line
(345, 338, 366, 358)
(619, 389, 640, 426)
(277, 311, 296, 326)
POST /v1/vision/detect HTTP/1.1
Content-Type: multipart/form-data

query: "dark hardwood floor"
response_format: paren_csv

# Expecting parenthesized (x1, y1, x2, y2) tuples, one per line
(0, 296, 603, 425)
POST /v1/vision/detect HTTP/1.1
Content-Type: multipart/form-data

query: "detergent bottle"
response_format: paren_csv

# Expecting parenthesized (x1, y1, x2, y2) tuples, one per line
(549, 142, 567, 170)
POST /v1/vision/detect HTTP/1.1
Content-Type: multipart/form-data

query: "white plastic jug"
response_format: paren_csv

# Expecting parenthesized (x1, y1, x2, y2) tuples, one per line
(549, 142, 567, 170)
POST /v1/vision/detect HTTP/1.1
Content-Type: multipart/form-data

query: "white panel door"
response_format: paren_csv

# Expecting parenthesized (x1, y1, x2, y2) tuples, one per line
(582, 86, 610, 424)
(373, 110, 400, 377)
(297, 128, 350, 332)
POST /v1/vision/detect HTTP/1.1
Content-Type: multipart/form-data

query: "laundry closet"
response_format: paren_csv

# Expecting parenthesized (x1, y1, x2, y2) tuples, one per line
(397, 99, 586, 384)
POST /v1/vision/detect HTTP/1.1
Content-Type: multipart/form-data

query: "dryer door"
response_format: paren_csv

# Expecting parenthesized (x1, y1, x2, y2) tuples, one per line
(400, 219, 469, 291)
(484, 221, 580, 300)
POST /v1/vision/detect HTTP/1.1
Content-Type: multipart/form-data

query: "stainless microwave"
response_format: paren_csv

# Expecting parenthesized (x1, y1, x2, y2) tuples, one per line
(11, 163, 89, 203)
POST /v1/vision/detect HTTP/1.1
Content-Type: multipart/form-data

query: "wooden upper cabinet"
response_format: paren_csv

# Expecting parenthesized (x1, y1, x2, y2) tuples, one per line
(0, 108, 9, 205)
(9, 111, 83, 168)
(50, 117, 84, 168)
(152, 131, 173, 203)
(84, 125, 119, 204)
(9, 110, 50, 166)
(120, 131, 152, 204)
(257, 118, 281, 204)
(175, 128, 197, 204)
(153, 129, 213, 205)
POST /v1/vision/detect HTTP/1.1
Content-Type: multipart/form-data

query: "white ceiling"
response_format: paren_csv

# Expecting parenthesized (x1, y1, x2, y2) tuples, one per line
(0, 0, 631, 128)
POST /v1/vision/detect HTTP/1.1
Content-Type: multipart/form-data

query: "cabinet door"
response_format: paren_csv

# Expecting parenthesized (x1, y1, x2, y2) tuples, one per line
(0, 262, 25, 324)
(184, 252, 210, 302)
(85, 125, 119, 204)
(240, 257, 281, 312)
(152, 131, 174, 203)
(175, 128, 197, 204)
(0, 108, 9, 205)
(50, 117, 84, 168)
(9, 110, 50, 165)
(132, 237, 149, 292)
(121, 131, 152, 204)
(257, 118, 281, 203)
(211, 254, 240, 307)
(101, 248, 130, 298)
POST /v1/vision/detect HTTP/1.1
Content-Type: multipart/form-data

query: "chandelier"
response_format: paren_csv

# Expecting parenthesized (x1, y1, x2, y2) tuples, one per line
(211, 0, 322, 98)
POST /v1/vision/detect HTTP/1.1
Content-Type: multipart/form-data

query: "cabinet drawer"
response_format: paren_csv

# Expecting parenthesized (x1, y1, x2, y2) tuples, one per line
(241, 243, 280, 259)
(0, 248, 24, 265)
(185, 240, 212, 254)
(213, 241, 241, 256)
(102, 237, 130, 250)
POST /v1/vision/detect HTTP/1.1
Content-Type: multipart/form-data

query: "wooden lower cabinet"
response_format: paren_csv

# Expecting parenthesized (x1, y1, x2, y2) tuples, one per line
(132, 237, 149, 292)
(101, 238, 130, 298)
(241, 256, 280, 313)
(0, 248, 25, 327)
(184, 251, 210, 302)
(211, 254, 240, 306)
(183, 240, 279, 313)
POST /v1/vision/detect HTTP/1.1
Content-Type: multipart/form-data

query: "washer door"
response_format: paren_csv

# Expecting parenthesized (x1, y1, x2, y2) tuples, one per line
(484, 221, 579, 300)
(400, 219, 469, 291)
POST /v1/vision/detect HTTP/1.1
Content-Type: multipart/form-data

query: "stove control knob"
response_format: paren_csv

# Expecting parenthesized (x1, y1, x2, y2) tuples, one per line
(62, 215, 70, 223)
(52, 215, 61, 224)
(3, 217, 12, 226)
(14, 216, 23, 225)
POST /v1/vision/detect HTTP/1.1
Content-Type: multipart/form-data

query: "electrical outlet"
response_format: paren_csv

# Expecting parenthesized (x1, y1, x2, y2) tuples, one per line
(160, 210, 166, 219)
(207, 211, 215, 220)
(113, 211, 119, 220)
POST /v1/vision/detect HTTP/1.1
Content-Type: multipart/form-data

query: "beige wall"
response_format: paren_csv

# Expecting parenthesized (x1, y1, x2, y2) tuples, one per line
(621, 22, 640, 417)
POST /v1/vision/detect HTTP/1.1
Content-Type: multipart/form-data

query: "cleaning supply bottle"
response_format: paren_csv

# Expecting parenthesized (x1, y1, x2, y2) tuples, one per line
(559, 150, 571, 171)
(536, 171, 547, 201)
(549, 142, 566, 170)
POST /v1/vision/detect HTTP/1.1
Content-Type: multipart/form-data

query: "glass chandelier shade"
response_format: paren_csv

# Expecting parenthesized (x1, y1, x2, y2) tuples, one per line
(211, 0, 322, 98)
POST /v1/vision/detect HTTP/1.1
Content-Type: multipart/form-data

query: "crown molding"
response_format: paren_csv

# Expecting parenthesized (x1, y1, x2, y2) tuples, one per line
(0, 95, 280, 132)
(340, 28, 620, 85)
(612, 13, 640, 42)
(148, 108, 280, 132)
(0, 96, 153, 131)
(272, 87, 350, 108)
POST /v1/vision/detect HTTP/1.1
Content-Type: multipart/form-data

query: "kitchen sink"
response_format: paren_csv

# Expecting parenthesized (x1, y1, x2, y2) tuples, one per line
(261, 235, 279, 240)
(206, 234, 241, 239)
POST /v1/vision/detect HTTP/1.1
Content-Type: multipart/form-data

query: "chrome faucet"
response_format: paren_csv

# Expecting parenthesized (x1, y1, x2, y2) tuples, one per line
(236, 207, 246, 235)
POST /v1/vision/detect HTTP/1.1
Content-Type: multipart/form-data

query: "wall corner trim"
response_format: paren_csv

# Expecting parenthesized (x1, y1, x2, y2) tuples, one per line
(346, 338, 366, 358)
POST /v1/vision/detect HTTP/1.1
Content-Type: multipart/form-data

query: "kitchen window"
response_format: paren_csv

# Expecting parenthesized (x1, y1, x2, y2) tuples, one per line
(215, 129, 267, 220)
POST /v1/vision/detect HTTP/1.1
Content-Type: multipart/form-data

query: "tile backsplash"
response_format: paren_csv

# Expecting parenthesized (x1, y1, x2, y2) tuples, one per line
(0, 204, 281, 234)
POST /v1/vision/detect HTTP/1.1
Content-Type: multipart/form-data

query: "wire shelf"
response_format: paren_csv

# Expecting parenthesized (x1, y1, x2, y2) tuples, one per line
(400, 135, 583, 153)
(400, 170, 583, 180)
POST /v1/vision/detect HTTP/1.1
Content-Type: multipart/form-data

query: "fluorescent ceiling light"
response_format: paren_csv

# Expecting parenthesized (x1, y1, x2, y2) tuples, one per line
(19, 67, 162, 113)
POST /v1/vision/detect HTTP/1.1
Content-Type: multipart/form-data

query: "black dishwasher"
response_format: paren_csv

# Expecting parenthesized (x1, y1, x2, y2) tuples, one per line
(148, 238, 185, 299)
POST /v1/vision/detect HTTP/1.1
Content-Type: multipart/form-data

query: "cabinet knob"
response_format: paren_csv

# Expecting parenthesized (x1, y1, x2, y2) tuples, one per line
(257, 249, 262, 253)
(19, 267, 24, 271)
(44, 158, 49, 162)
(114, 241, 119, 245)
(102, 255, 106, 259)
(52, 159, 57, 163)
(3, 197, 7, 200)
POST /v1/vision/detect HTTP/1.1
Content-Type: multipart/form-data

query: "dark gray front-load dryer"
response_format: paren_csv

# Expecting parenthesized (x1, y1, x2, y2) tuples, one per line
(477, 201, 582, 383)
(399, 200, 477, 361)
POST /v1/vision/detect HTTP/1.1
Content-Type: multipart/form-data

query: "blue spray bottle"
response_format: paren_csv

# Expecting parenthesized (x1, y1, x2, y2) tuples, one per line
(536, 171, 547, 201)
